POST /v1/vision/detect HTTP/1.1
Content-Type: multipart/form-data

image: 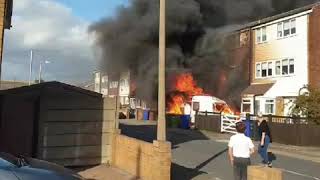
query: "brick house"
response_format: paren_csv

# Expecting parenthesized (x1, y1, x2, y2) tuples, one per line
(240, 3, 320, 116)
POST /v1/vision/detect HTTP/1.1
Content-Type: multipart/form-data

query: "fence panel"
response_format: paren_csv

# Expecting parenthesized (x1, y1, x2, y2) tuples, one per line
(249, 114, 320, 147)
(195, 112, 221, 133)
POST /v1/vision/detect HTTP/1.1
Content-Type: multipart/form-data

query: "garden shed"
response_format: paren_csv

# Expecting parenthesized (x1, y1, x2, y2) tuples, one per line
(0, 82, 117, 166)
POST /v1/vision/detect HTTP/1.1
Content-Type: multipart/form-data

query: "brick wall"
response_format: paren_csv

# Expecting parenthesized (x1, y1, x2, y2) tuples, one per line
(308, 5, 320, 88)
(112, 134, 171, 180)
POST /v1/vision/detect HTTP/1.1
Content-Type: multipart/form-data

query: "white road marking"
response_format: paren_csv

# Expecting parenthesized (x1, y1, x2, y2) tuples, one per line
(281, 169, 320, 180)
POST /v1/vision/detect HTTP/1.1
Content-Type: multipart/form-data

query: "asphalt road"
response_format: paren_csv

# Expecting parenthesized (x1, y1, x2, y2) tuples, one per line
(119, 121, 320, 180)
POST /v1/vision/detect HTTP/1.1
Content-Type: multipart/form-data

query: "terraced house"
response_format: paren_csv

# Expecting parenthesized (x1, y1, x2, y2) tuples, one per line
(240, 3, 320, 116)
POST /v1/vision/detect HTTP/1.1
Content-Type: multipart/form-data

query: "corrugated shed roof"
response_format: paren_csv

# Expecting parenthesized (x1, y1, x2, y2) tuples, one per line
(0, 81, 102, 97)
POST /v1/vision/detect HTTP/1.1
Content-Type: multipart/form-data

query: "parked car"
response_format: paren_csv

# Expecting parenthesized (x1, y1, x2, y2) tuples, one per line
(0, 152, 85, 180)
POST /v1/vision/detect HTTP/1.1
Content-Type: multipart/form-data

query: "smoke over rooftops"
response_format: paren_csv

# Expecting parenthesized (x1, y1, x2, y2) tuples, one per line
(90, 0, 318, 107)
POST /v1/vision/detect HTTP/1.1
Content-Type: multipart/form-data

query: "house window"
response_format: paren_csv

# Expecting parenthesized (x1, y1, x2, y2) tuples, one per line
(278, 19, 296, 38)
(265, 99, 275, 114)
(254, 100, 260, 115)
(277, 23, 283, 38)
(291, 19, 296, 34)
(261, 62, 267, 77)
(268, 62, 273, 76)
(242, 99, 251, 113)
(289, 59, 295, 74)
(256, 63, 261, 78)
(283, 20, 290, 37)
(262, 27, 267, 42)
(275, 61, 281, 75)
(282, 59, 289, 75)
(256, 27, 267, 43)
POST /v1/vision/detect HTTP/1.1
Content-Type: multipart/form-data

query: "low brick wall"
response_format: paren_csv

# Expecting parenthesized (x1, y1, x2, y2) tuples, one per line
(112, 133, 171, 180)
(248, 166, 282, 180)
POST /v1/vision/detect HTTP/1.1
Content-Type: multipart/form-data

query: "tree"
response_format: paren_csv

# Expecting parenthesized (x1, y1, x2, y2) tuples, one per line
(291, 86, 320, 124)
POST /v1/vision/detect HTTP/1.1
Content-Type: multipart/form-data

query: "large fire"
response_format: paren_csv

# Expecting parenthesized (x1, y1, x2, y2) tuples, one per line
(167, 73, 238, 115)
(168, 73, 203, 114)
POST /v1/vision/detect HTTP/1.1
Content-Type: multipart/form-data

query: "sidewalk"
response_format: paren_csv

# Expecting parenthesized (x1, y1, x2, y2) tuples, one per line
(200, 130, 320, 163)
(78, 165, 138, 180)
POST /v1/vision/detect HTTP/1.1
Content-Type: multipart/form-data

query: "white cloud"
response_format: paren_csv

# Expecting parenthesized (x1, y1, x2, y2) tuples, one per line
(2, 0, 97, 84)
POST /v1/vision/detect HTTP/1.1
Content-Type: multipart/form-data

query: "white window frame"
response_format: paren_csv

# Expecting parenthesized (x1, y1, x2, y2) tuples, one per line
(261, 62, 268, 77)
(265, 99, 275, 115)
(277, 18, 296, 38)
(241, 98, 252, 113)
(267, 61, 273, 77)
(289, 59, 295, 74)
(275, 60, 281, 76)
(256, 63, 261, 78)
(256, 26, 267, 44)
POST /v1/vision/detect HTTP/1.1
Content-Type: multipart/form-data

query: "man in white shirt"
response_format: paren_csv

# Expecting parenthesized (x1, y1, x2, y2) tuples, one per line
(228, 122, 255, 180)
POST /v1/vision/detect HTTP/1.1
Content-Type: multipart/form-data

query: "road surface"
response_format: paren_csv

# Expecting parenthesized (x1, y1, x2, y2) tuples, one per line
(119, 120, 320, 180)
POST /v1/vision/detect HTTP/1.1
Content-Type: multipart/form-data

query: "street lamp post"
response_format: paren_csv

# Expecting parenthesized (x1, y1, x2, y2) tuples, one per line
(38, 60, 50, 83)
(29, 50, 33, 85)
(157, 0, 166, 141)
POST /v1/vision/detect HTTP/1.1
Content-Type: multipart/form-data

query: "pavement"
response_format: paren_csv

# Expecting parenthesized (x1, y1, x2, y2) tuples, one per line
(77, 119, 320, 180)
(196, 130, 320, 164)
(77, 164, 138, 180)
(119, 119, 320, 180)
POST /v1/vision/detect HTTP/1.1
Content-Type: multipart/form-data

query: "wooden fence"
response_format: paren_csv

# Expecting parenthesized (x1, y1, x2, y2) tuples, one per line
(195, 112, 221, 133)
(195, 113, 320, 147)
(251, 115, 320, 147)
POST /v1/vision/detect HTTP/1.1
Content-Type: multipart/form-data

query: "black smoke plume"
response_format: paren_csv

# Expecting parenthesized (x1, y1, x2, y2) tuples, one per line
(90, 0, 318, 109)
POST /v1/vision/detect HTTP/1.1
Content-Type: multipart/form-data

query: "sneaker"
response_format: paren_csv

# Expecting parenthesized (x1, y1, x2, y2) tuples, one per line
(267, 162, 272, 168)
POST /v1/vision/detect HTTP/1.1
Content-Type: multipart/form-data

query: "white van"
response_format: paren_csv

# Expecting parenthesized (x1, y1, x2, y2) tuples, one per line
(190, 95, 226, 123)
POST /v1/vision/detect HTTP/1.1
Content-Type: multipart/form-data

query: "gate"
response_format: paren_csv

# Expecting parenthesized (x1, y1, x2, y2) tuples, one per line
(220, 114, 241, 134)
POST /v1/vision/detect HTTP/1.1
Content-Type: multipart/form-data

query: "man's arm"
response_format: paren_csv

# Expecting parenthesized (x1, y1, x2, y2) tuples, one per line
(228, 147, 234, 166)
(261, 132, 266, 146)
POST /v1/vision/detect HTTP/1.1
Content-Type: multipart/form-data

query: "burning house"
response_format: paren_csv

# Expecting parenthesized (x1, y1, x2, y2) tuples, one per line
(90, 0, 319, 119)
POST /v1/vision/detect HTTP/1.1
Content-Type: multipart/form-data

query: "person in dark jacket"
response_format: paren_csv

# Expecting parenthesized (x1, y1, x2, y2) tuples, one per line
(257, 112, 273, 167)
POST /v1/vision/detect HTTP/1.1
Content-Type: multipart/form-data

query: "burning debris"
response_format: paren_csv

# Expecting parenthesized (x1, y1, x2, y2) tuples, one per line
(90, 0, 318, 110)
(167, 73, 238, 116)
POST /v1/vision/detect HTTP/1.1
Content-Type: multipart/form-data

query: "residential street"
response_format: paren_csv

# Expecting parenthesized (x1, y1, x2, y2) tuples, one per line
(119, 120, 320, 180)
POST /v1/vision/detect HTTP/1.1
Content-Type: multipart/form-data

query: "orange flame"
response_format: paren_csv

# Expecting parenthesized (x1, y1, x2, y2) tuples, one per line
(168, 73, 203, 114)
(168, 95, 184, 114)
(167, 73, 239, 116)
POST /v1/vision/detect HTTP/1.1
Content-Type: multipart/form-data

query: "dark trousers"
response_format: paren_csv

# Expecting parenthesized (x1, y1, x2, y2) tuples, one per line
(233, 157, 251, 180)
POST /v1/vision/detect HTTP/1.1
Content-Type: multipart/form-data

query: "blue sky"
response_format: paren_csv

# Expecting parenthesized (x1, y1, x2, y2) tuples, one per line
(2, 0, 131, 84)
(55, 0, 130, 21)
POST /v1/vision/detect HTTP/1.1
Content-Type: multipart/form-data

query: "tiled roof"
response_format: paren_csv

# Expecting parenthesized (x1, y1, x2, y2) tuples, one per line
(242, 83, 274, 96)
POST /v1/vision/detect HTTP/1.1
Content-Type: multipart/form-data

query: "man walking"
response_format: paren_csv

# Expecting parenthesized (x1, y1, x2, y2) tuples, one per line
(228, 122, 255, 180)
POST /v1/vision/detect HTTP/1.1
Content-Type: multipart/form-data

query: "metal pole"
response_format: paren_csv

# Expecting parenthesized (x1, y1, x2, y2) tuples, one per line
(39, 61, 42, 84)
(157, 0, 166, 141)
(29, 50, 33, 85)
